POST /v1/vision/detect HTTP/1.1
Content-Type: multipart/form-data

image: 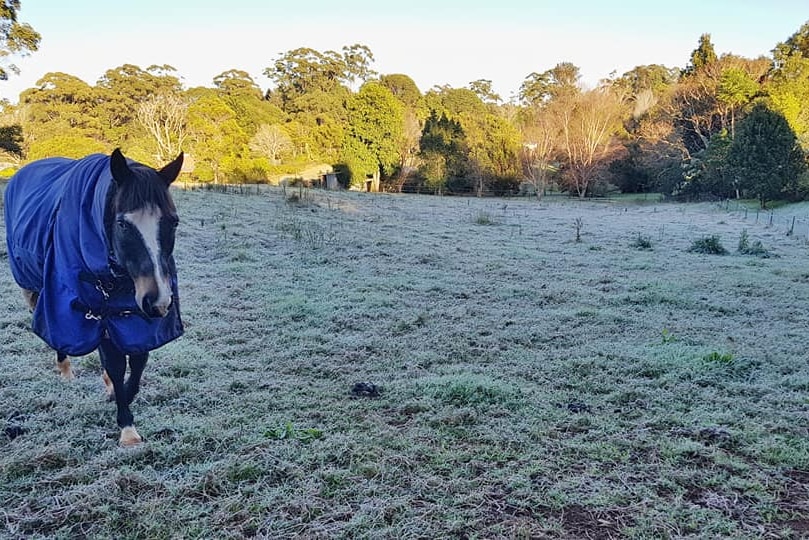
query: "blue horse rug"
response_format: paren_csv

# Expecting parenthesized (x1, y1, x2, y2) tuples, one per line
(4, 154, 183, 356)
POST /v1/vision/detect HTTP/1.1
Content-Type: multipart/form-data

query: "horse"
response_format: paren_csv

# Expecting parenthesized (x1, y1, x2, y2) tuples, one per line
(4, 149, 184, 447)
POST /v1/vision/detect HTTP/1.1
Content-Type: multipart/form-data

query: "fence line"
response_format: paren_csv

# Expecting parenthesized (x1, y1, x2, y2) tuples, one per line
(715, 199, 809, 242)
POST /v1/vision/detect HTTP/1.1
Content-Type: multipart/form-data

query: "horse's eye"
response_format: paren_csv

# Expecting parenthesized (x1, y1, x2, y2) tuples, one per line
(116, 218, 129, 230)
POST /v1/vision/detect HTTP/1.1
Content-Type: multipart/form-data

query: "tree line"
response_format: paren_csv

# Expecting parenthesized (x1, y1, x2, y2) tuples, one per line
(1, 10, 808, 205)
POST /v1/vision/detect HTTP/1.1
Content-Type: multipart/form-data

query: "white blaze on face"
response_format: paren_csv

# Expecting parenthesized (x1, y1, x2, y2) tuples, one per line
(126, 204, 172, 316)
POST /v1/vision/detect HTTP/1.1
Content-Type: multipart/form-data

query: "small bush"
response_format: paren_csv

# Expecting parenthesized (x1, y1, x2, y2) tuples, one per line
(574, 217, 584, 242)
(473, 210, 495, 225)
(630, 233, 653, 250)
(737, 230, 770, 258)
(688, 235, 727, 255)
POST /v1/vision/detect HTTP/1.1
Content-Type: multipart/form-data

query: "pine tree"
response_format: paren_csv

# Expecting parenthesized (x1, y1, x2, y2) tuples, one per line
(685, 33, 718, 76)
(727, 103, 806, 207)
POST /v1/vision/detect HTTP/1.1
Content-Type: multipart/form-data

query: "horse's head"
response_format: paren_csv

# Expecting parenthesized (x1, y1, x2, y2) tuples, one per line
(107, 149, 183, 318)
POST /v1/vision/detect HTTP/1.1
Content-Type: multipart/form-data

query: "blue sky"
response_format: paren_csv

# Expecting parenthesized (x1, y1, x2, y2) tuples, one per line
(1, 0, 807, 103)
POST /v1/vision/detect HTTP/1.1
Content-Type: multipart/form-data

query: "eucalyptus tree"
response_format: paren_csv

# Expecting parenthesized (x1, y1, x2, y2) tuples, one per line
(95, 64, 183, 144)
(766, 54, 809, 149)
(768, 21, 809, 149)
(20, 72, 102, 144)
(612, 64, 679, 97)
(379, 73, 425, 188)
(213, 69, 286, 137)
(468, 79, 501, 105)
(264, 47, 347, 111)
(716, 67, 759, 137)
(0, 0, 40, 82)
(519, 62, 581, 105)
(264, 47, 355, 163)
(342, 43, 377, 90)
(213, 69, 263, 98)
(772, 20, 809, 68)
(425, 85, 487, 119)
(186, 90, 248, 183)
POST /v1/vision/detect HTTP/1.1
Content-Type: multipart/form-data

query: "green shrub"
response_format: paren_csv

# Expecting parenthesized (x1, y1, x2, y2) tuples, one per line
(630, 233, 653, 250)
(737, 229, 770, 258)
(688, 235, 727, 255)
(473, 210, 495, 225)
(703, 351, 734, 363)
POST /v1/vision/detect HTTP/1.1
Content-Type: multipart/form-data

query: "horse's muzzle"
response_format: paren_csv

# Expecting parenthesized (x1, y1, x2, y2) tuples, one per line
(142, 294, 172, 318)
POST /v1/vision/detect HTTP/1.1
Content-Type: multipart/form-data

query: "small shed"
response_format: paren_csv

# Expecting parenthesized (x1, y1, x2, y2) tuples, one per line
(322, 172, 340, 190)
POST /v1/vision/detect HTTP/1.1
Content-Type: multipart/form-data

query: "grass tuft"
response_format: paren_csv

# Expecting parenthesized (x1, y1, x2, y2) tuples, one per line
(630, 233, 653, 250)
(424, 374, 523, 409)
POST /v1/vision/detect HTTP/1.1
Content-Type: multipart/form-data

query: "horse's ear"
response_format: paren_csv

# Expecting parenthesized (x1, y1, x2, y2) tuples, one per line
(110, 148, 133, 186)
(158, 152, 184, 185)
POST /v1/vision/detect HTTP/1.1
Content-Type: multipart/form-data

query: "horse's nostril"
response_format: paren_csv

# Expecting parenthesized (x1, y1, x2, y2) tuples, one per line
(142, 294, 154, 315)
(142, 294, 171, 318)
(141, 294, 159, 317)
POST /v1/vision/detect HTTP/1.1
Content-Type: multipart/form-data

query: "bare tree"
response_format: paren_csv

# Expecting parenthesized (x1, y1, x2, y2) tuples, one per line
(136, 93, 189, 163)
(249, 124, 292, 164)
(392, 110, 422, 192)
(557, 88, 625, 197)
(520, 105, 558, 199)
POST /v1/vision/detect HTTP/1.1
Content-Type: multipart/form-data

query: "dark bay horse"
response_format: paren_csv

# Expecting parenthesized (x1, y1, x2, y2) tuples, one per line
(4, 149, 184, 446)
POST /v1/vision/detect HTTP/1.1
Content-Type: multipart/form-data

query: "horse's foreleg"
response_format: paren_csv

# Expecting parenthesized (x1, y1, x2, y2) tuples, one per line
(125, 353, 148, 405)
(98, 338, 142, 447)
(56, 351, 75, 380)
(101, 369, 114, 400)
(21, 289, 38, 311)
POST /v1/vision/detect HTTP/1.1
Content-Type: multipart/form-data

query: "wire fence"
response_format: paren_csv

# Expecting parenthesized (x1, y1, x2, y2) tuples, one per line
(715, 199, 809, 242)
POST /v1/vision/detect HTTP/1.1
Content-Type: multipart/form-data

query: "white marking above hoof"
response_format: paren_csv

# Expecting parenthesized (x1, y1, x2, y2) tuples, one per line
(119, 426, 143, 447)
(102, 370, 115, 399)
(57, 359, 75, 380)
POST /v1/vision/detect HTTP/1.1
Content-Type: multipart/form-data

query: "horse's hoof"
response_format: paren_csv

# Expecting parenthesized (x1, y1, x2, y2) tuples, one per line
(119, 426, 143, 447)
(57, 360, 75, 380)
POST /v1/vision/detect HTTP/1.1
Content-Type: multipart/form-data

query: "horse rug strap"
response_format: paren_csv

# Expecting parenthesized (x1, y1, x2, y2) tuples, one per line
(4, 153, 183, 356)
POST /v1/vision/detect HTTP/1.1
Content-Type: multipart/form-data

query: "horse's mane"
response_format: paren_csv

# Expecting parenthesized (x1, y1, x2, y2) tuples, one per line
(113, 163, 176, 215)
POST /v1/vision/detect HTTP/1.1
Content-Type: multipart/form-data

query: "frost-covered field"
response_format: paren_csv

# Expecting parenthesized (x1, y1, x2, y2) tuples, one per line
(2, 187, 809, 538)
